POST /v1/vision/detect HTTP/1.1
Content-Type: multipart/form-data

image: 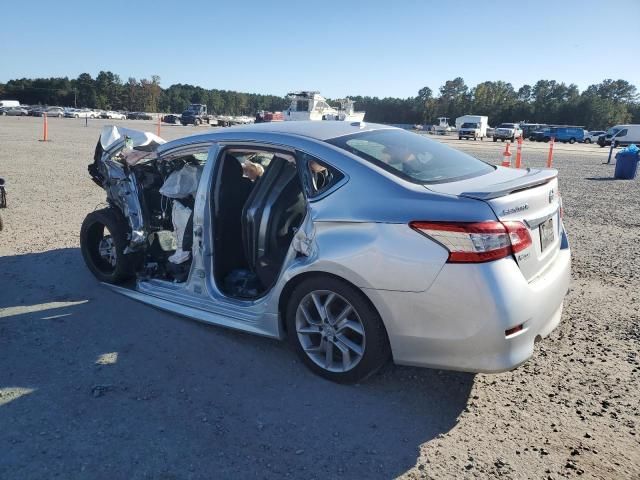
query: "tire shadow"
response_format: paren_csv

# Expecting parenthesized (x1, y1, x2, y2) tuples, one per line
(0, 248, 473, 479)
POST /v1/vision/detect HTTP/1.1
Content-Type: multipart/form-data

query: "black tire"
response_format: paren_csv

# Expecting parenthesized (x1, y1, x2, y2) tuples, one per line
(493, 137, 497, 142)
(285, 275, 390, 384)
(80, 207, 140, 284)
(458, 136, 462, 140)
(569, 138, 576, 144)
(584, 138, 591, 144)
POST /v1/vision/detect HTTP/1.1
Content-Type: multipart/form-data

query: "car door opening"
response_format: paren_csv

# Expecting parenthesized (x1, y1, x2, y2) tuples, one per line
(212, 149, 306, 299)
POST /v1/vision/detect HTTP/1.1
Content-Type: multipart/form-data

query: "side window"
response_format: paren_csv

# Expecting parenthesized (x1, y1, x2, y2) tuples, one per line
(298, 152, 344, 198)
(618, 129, 628, 137)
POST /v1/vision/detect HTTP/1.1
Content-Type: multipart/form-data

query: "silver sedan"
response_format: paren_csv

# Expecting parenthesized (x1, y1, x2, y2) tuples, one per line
(80, 121, 570, 383)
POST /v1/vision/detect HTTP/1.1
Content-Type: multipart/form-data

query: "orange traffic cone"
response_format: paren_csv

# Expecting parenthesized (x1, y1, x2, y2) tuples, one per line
(501, 142, 512, 167)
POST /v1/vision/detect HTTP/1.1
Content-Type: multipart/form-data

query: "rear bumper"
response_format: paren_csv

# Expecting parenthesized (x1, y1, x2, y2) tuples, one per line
(366, 230, 571, 372)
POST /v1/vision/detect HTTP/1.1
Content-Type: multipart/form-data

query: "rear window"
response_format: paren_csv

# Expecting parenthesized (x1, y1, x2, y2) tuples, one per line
(498, 123, 515, 128)
(326, 129, 494, 184)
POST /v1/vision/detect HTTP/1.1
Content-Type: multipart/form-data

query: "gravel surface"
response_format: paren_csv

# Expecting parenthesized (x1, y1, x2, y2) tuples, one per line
(0, 117, 638, 479)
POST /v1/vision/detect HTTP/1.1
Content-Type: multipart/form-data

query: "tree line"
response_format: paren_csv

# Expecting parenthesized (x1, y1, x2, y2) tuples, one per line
(1, 72, 638, 129)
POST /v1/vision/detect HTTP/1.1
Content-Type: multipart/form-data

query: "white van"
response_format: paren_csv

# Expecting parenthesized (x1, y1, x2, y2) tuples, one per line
(598, 124, 640, 147)
(0, 100, 20, 108)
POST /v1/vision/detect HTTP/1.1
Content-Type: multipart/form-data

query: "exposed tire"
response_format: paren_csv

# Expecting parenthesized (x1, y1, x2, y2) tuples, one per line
(569, 138, 576, 144)
(75, 114, 79, 118)
(285, 275, 390, 384)
(493, 137, 497, 142)
(458, 136, 462, 140)
(584, 138, 591, 144)
(80, 207, 140, 284)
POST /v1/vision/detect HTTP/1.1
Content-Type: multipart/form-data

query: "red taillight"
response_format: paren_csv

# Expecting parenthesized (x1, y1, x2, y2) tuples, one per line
(409, 220, 532, 263)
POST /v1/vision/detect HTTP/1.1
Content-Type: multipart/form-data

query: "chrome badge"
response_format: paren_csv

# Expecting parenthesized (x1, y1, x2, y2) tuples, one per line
(502, 204, 529, 215)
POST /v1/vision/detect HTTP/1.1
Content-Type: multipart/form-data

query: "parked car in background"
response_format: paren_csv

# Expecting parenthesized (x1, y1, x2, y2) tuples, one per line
(82, 121, 570, 383)
(584, 130, 605, 144)
(4, 106, 29, 116)
(100, 111, 127, 120)
(486, 126, 495, 138)
(32, 106, 65, 117)
(162, 114, 182, 124)
(64, 108, 97, 119)
(27, 106, 44, 116)
(597, 125, 640, 148)
(493, 123, 523, 142)
(127, 112, 153, 120)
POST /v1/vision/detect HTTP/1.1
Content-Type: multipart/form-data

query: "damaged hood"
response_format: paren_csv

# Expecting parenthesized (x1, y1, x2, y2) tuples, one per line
(100, 125, 166, 152)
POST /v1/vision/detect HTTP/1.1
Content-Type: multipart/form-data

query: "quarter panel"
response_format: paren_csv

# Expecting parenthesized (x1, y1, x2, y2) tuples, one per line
(297, 221, 449, 292)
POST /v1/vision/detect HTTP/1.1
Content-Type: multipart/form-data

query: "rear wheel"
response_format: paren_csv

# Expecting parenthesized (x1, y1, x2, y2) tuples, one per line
(80, 207, 140, 284)
(493, 137, 497, 142)
(285, 276, 390, 384)
(569, 138, 576, 144)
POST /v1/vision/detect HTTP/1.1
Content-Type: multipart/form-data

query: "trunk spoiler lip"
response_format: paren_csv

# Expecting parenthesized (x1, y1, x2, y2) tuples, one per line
(459, 168, 557, 200)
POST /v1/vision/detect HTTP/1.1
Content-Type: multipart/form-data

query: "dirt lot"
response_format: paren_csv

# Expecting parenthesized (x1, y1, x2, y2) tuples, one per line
(0, 117, 638, 479)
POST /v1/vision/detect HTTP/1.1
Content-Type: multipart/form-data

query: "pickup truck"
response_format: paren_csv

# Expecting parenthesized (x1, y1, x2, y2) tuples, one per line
(180, 104, 218, 126)
(493, 123, 523, 142)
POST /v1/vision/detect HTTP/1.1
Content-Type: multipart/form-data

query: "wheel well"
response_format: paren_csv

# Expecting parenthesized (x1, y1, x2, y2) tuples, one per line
(278, 271, 385, 337)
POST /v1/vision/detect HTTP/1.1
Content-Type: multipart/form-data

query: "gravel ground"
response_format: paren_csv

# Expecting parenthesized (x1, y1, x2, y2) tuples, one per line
(0, 117, 638, 479)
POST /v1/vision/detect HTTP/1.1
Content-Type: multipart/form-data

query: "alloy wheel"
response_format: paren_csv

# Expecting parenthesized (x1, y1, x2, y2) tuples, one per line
(295, 290, 366, 373)
(98, 230, 117, 268)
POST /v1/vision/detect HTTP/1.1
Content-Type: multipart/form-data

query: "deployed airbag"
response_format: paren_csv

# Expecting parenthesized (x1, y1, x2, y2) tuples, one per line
(168, 201, 192, 264)
(160, 164, 202, 199)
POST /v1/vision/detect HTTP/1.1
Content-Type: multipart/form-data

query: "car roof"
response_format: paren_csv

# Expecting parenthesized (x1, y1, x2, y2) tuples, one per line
(209, 120, 394, 141)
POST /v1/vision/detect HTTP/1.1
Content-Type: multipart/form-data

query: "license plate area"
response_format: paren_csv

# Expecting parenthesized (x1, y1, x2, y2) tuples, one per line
(539, 217, 554, 252)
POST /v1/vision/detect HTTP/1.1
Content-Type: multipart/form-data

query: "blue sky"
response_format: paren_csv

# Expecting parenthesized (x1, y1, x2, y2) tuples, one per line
(1, 0, 638, 98)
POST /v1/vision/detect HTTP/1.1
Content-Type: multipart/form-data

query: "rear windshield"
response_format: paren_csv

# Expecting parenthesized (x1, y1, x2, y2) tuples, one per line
(461, 122, 478, 128)
(498, 123, 515, 128)
(326, 129, 494, 184)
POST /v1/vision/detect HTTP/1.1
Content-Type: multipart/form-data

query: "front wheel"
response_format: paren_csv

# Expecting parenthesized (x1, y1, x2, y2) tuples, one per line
(493, 137, 497, 142)
(286, 276, 390, 384)
(80, 207, 140, 284)
(585, 138, 591, 144)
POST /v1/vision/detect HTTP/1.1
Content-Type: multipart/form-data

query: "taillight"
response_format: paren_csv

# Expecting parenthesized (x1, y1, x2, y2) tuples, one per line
(409, 220, 532, 263)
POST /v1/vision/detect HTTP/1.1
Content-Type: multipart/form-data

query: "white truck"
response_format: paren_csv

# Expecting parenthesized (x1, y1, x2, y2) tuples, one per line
(493, 123, 523, 142)
(456, 115, 488, 140)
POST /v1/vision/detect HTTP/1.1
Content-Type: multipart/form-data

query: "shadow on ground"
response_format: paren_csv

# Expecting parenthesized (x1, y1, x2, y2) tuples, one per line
(0, 248, 473, 479)
(585, 176, 618, 181)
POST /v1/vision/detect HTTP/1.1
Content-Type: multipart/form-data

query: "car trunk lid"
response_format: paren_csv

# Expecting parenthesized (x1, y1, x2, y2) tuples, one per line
(426, 167, 561, 281)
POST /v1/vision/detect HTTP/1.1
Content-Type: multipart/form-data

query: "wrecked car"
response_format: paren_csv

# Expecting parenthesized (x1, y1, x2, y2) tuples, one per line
(81, 122, 571, 383)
